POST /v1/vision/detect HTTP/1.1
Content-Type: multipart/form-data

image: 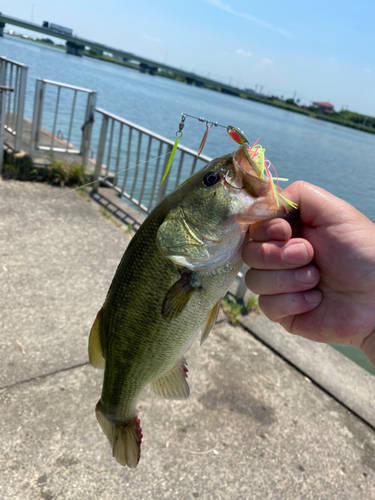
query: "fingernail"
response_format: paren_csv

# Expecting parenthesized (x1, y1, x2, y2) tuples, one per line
(295, 267, 317, 284)
(304, 290, 322, 304)
(283, 243, 307, 265)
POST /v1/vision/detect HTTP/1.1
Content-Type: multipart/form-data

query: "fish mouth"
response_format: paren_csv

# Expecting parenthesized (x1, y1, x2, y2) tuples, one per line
(225, 144, 270, 198)
(229, 144, 299, 223)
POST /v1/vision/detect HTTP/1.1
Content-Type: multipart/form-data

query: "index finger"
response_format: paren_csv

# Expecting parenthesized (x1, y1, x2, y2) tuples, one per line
(249, 218, 292, 242)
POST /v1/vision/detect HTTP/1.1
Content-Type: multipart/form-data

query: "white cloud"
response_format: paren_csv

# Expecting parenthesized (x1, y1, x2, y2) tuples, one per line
(236, 49, 251, 58)
(205, 0, 293, 39)
(259, 58, 273, 66)
(143, 34, 162, 43)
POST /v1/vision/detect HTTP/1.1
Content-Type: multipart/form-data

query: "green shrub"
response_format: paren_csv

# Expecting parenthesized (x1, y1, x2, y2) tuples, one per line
(2, 153, 90, 186)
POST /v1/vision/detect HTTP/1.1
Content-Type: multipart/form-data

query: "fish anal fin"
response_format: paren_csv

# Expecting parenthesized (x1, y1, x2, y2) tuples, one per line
(88, 310, 105, 369)
(96, 405, 142, 468)
(161, 273, 200, 321)
(200, 298, 222, 346)
(149, 358, 190, 400)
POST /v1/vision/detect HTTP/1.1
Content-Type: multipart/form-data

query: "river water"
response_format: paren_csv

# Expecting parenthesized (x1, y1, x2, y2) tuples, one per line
(2, 35, 375, 374)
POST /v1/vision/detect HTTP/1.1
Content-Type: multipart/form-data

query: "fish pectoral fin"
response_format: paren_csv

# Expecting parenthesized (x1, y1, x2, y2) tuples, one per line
(161, 273, 201, 321)
(88, 309, 105, 369)
(149, 358, 190, 400)
(200, 297, 223, 346)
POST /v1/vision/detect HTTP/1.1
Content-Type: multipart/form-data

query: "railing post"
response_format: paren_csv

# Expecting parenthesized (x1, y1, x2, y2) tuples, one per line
(93, 113, 109, 191)
(0, 59, 6, 173)
(0, 58, 6, 86)
(30, 79, 44, 158)
(0, 90, 5, 174)
(235, 266, 249, 300)
(155, 144, 173, 204)
(81, 91, 97, 168)
(14, 65, 28, 152)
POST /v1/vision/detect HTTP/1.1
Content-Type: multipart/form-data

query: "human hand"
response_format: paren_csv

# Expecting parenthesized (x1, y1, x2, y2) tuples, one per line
(242, 181, 375, 367)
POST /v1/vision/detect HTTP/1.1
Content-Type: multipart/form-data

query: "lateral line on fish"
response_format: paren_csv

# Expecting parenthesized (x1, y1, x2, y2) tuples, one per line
(45, 130, 229, 203)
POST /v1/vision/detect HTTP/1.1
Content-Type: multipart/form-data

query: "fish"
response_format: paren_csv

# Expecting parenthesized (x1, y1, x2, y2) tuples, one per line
(88, 142, 296, 468)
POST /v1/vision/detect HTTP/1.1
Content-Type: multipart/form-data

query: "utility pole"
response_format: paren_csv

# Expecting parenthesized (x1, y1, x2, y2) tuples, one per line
(31, 4, 35, 23)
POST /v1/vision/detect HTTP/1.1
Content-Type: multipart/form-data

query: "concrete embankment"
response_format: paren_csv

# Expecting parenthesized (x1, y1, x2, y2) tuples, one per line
(1, 179, 375, 500)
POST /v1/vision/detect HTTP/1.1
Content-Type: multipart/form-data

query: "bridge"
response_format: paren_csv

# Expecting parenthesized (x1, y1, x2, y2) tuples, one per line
(0, 13, 255, 98)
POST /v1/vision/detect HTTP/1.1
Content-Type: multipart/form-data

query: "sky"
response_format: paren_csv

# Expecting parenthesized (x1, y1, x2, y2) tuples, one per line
(4, 0, 375, 116)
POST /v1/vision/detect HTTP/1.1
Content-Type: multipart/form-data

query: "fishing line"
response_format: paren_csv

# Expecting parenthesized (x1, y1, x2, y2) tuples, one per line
(44, 112, 293, 208)
(46, 123, 230, 202)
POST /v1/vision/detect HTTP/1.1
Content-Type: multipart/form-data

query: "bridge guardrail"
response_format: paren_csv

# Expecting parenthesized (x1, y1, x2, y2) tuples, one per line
(0, 56, 28, 154)
(30, 79, 97, 166)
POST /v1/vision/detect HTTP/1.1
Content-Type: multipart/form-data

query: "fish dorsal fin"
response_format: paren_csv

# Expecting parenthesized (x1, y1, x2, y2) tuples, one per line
(200, 298, 222, 345)
(149, 358, 190, 400)
(161, 272, 201, 321)
(88, 310, 105, 369)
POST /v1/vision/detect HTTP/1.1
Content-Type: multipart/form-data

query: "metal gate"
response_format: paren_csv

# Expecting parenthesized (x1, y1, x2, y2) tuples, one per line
(0, 56, 28, 154)
(30, 79, 97, 166)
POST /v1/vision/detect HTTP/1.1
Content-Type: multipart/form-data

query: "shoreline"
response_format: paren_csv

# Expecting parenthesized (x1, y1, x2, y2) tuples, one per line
(4, 33, 375, 137)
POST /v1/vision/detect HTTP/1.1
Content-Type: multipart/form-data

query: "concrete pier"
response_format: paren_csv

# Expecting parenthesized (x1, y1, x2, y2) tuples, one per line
(1, 179, 375, 499)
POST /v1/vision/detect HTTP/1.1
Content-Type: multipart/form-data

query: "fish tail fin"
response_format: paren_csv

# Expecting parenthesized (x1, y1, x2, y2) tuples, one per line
(95, 403, 142, 468)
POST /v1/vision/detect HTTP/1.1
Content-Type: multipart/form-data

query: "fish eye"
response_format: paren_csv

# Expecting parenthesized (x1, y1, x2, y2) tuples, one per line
(203, 171, 220, 187)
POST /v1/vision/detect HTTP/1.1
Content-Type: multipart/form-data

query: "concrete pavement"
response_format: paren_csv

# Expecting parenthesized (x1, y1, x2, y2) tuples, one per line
(1, 179, 375, 499)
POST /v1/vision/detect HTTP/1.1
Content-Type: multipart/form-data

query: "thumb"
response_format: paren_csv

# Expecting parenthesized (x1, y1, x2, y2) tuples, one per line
(280, 181, 357, 228)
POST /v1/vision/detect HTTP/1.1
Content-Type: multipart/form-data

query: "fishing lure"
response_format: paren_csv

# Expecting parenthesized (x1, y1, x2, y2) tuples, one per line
(162, 113, 297, 212)
(162, 115, 244, 183)
(161, 114, 186, 184)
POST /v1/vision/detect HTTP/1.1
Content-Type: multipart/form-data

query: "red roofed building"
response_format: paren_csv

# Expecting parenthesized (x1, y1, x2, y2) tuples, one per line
(312, 101, 335, 114)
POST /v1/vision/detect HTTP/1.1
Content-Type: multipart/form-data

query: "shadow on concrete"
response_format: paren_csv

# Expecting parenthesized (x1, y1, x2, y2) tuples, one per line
(90, 189, 142, 232)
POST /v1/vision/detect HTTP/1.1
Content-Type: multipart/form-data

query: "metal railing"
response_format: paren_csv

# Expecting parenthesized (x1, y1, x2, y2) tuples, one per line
(30, 79, 97, 166)
(0, 56, 28, 153)
(93, 108, 211, 213)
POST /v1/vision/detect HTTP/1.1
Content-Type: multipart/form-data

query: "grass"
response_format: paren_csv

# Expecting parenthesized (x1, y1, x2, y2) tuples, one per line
(2, 154, 90, 187)
(247, 294, 261, 314)
(47, 159, 90, 186)
(222, 296, 244, 324)
(2, 153, 38, 180)
(222, 293, 261, 324)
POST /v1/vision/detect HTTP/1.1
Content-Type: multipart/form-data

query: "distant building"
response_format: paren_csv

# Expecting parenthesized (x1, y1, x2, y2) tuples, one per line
(312, 101, 335, 114)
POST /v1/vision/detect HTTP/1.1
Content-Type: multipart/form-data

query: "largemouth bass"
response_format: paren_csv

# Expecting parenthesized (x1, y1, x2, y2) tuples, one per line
(89, 143, 296, 468)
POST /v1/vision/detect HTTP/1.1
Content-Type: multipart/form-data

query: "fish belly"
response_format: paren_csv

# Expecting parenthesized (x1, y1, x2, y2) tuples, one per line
(99, 258, 241, 423)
